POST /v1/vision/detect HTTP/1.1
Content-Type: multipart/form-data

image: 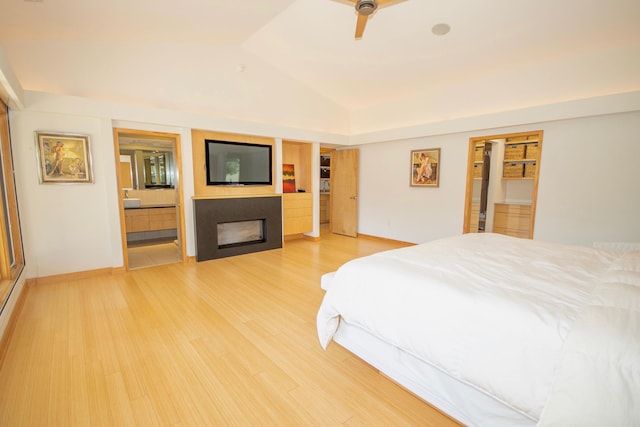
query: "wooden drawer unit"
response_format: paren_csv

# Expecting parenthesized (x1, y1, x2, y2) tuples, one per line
(282, 192, 313, 236)
(125, 207, 176, 233)
(147, 207, 177, 230)
(493, 203, 531, 238)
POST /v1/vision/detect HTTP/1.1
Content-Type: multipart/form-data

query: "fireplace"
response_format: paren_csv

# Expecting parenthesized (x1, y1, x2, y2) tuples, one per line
(217, 219, 265, 248)
(194, 196, 282, 261)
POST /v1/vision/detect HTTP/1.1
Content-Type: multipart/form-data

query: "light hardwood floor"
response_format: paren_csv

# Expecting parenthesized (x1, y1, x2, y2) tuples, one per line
(0, 230, 461, 426)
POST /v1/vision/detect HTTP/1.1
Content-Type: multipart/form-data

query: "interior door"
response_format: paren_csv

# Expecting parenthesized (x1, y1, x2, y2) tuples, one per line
(331, 148, 359, 237)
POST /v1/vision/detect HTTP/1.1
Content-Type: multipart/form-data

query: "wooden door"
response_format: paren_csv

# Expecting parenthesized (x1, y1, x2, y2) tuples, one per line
(331, 148, 359, 237)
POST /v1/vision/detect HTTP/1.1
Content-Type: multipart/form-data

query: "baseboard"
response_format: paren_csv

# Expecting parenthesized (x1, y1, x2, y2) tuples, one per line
(357, 233, 413, 246)
(33, 266, 125, 286)
(284, 233, 321, 243)
(284, 233, 305, 242)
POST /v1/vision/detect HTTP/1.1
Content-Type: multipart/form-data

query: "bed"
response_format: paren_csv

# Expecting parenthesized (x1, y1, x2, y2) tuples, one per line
(316, 233, 639, 426)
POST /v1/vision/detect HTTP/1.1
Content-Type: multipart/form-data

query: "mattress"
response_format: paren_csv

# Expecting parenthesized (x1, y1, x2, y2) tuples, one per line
(317, 233, 633, 425)
(333, 317, 536, 427)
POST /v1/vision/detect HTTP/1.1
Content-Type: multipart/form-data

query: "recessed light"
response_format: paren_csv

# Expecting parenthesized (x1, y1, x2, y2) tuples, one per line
(432, 23, 451, 36)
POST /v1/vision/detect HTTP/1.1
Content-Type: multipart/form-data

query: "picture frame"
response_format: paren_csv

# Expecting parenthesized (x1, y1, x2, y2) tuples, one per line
(35, 131, 93, 183)
(410, 148, 440, 187)
(282, 163, 296, 193)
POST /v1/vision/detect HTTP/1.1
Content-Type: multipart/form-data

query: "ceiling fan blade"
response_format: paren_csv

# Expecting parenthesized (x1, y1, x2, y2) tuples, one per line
(355, 13, 368, 39)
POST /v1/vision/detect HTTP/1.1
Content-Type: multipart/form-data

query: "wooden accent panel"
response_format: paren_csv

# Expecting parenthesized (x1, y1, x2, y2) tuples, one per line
(283, 193, 313, 235)
(125, 207, 176, 233)
(282, 140, 312, 192)
(493, 203, 531, 238)
(191, 129, 275, 198)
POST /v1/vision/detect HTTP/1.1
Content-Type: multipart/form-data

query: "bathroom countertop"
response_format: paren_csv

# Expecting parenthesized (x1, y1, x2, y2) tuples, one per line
(124, 204, 176, 209)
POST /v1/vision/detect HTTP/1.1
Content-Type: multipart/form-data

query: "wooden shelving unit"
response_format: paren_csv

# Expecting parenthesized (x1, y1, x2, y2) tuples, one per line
(282, 140, 313, 238)
(502, 140, 539, 180)
(493, 134, 542, 239)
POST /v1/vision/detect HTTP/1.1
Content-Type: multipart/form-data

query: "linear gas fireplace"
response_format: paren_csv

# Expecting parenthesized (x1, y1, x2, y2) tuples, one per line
(194, 196, 282, 261)
(217, 219, 265, 248)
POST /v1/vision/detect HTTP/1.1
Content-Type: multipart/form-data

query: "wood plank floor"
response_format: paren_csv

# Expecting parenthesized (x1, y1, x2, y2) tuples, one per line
(0, 230, 461, 426)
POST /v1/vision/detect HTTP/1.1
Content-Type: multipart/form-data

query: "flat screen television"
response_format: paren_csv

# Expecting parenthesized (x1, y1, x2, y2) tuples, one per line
(205, 139, 272, 186)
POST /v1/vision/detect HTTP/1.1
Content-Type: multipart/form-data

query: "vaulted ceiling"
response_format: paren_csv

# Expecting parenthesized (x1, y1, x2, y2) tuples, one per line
(1, 0, 639, 135)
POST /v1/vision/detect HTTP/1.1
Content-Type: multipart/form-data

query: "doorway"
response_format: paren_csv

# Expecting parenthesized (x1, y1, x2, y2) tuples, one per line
(113, 128, 187, 270)
(463, 130, 543, 238)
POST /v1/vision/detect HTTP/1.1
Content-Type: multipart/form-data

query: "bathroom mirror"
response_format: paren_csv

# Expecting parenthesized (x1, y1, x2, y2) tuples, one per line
(119, 150, 174, 190)
(143, 152, 172, 188)
(120, 149, 174, 189)
(118, 133, 175, 190)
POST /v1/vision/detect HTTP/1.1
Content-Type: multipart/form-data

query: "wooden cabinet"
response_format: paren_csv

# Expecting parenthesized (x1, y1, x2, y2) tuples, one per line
(125, 207, 176, 233)
(282, 193, 312, 236)
(495, 134, 541, 239)
(469, 202, 481, 233)
(493, 203, 531, 238)
(282, 140, 313, 238)
(320, 193, 330, 224)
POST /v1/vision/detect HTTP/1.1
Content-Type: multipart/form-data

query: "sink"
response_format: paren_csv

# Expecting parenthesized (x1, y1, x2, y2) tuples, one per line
(123, 198, 141, 208)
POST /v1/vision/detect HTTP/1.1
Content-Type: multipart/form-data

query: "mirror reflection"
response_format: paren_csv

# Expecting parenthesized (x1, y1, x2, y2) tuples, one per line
(120, 148, 174, 189)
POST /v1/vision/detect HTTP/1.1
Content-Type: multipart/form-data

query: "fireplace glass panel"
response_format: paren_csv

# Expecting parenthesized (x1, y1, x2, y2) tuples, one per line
(217, 220, 265, 248)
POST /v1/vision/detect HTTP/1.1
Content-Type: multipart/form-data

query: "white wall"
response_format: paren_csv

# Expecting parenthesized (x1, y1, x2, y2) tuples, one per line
(535, 112, 640, 245)
(358, 111, 640, 246)
(7, 90, 640, 279)
(10, 111, 123, 278)
(358, 132, 469, 242)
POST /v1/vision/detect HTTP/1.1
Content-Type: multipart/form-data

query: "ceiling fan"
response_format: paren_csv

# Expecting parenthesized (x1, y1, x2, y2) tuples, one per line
(335, 0, 407, 39)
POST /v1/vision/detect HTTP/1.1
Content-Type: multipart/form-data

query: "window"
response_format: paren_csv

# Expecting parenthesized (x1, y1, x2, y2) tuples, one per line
(0, 99, 24, 307)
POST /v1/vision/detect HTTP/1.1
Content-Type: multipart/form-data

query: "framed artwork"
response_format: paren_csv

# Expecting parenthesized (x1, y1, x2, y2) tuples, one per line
(282, 163, 296, 193)
(410, 148, 440, 187)
(35, 132, 93, 183)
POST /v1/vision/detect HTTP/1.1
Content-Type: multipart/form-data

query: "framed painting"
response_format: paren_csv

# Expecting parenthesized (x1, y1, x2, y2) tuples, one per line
(411, 148, 440, 187)
(35, 132, 93, 183)
(282, 163, 296, 193)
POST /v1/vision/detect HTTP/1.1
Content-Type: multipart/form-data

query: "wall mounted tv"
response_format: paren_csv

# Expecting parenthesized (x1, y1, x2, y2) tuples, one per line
(205, 139, 273, 186)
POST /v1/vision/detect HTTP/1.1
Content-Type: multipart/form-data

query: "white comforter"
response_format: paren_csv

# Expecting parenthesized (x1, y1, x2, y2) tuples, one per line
(316, 233, 622, 421)
(537, 249, 640, 426)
